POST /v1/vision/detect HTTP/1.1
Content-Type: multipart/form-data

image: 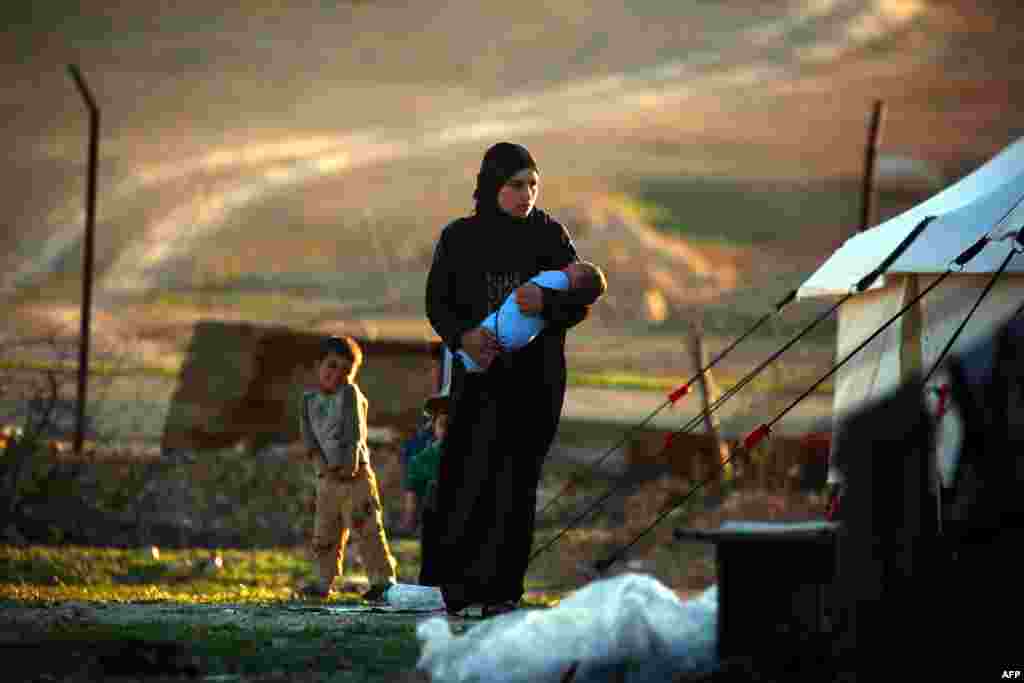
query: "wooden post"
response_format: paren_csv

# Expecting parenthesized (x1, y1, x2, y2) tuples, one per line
(68, 65, 100, 455)
(689, 322, 729, 498)
(858, 100, 886, 234)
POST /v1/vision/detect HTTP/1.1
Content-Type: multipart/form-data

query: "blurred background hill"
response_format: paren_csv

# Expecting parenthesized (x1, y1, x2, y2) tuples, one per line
(3, 0, 1024, 380)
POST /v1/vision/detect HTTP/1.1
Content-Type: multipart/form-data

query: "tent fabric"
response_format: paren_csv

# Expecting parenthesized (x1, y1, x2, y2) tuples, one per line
(797, 137, 1024, 299)
(827, 278, 912, 484)
(827, 273, 1024, 484)
(917, 273, 1024, 369)
(826, 270, 1024, 421)
(920, 274, 1024, 488)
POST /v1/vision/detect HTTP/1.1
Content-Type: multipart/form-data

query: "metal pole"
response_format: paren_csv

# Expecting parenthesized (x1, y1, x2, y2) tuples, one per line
(858, 99, 885, 234)
(68, 64, 99, 455)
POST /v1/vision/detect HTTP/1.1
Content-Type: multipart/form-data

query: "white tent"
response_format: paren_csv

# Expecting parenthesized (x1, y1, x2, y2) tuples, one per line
(797, 137, 1024, 486)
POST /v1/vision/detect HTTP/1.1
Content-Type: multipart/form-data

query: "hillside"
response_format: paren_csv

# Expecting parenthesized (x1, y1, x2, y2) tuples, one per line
(4, 1, 1024, 379)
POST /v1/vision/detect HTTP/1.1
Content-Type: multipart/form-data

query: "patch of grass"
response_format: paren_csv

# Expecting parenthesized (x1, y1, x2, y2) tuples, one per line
(24, 619, 417, 681)
(0, 546, 320, 605)
(540, 458, 614, 495)
(567, 368, 834, 395)
(0, 544, 431, 680)
(0, 542, 431, 608)
(333, 620, 422, 677)
(3, 343, 833, 395)
(0, 541, 571, 612)
(0, 357, 180, 378)
(618, 176, 861, 247)
(144, 288, 332, 321)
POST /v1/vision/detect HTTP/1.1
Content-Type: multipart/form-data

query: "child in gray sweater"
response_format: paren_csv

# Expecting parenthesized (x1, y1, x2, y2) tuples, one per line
(297, 336, 398, 601)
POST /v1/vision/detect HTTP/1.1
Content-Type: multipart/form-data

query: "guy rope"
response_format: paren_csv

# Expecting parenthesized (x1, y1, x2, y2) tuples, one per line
(528, 216, 1022, 575)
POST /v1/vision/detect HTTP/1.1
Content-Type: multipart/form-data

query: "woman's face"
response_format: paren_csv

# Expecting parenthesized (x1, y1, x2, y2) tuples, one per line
(496, 168, 539, 218)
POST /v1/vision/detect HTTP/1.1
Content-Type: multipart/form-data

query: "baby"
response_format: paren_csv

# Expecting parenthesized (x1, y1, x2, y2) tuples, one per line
(457, 261, 606, 373)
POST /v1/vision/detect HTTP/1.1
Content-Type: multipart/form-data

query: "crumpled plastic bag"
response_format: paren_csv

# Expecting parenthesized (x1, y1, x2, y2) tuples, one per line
(385, 583, 445, 611)
(416, 573, 718, 683)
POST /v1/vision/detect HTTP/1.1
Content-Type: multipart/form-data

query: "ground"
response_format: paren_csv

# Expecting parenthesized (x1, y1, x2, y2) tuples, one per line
(0, 487, 827, 682)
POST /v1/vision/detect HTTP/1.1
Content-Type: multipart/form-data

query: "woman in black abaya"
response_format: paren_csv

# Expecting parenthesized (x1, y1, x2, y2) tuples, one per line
(425, 142, 601, 616)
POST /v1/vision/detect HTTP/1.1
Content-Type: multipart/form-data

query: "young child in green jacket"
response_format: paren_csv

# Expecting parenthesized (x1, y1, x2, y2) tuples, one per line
(403, 395, 449, 586)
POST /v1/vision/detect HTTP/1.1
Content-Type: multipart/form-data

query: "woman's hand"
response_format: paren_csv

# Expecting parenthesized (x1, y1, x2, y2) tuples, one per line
(514, 283, 543, 315)
(461, 326, 501, 370)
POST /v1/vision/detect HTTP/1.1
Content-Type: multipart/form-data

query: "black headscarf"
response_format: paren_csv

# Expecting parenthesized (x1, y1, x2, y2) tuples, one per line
(473, 142, 539, 216)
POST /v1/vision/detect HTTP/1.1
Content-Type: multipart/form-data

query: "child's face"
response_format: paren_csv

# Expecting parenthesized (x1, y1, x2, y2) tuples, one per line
(318, 352, 351, 393)
(433, 414, 449, 441)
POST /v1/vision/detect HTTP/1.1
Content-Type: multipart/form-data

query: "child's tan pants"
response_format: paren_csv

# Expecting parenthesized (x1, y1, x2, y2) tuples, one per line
(311, 463, 397, 590)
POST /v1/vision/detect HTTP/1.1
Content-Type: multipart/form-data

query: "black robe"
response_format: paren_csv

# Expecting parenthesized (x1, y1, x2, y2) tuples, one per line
(424, 207, 592, 607)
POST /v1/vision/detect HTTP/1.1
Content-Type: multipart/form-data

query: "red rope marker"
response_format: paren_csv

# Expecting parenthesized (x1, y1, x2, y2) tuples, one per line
(664, 432, 675, 450)
(667, 383, 691, 405)
(743, 423, 771, 451)
(936, 383, 950, 418)
(826, 492, 841, 521)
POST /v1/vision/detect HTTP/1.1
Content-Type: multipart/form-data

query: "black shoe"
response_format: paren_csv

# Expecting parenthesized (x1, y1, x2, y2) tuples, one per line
(482, 600, 519, 618)
(296, 583, 330, 600)
(362, 583, 393, 603)
(442, 594, 479, 618)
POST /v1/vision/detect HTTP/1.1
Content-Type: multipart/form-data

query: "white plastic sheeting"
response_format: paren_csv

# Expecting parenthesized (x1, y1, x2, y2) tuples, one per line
(385, 583, 446, 611)
(416, 573, 718, 683)
(826, 279, 913, 483)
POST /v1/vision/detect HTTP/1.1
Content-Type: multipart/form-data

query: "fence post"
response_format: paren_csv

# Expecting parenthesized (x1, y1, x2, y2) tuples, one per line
(68, 64, 100, 455)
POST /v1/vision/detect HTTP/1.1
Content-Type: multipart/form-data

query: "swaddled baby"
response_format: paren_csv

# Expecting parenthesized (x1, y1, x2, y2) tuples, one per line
(457, 260, 605, 373)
